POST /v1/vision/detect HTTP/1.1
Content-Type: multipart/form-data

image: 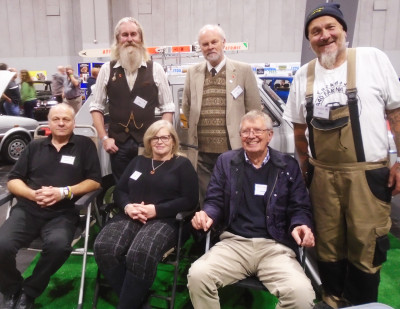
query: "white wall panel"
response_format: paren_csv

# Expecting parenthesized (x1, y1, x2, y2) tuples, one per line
(7, 0, 24, 57)
(33, 0, 51, 57)
(1, 0, 400, 76)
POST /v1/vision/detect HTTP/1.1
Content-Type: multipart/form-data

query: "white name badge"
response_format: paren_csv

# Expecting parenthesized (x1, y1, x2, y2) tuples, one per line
(60, 155, 75, 165)
(133, 96, 148, 109)
(313, 105, 330, 119)
(130, 171, 142, 180)
(231, 85, 244, 99)
(254, 184, 267, 196)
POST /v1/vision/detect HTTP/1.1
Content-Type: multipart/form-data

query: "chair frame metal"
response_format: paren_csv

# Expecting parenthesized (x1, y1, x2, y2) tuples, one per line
(0, 187, 101, 309)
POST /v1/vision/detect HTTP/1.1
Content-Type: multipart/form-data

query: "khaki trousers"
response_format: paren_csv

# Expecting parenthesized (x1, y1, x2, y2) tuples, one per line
(310, 159, 392, 274)
(187, 232, 315, 309)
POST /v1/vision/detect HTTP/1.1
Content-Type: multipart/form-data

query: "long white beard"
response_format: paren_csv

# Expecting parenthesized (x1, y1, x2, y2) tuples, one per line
(119, 44, 143, 73)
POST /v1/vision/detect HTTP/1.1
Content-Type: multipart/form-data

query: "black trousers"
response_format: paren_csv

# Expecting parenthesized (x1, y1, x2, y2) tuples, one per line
(0, 206, 78, 298)
(110, 138, 139, 182)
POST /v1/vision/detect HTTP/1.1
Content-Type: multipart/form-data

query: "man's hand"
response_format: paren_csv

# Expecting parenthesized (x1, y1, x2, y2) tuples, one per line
(388, 162, 400, 195)
(103, 137, 119, 154)
(35, 186, 63, 207)
(191, 210, 213, 232)
(291, 225, 315, 247)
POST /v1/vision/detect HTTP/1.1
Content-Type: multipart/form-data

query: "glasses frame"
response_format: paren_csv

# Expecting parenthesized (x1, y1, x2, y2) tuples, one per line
(240, 128, 271, 137)
(151, 135, 171, 144)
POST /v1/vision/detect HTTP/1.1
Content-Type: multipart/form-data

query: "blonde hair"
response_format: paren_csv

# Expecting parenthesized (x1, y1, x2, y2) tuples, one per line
(111, 17, 150, 61)
(142, 120, 181, 158)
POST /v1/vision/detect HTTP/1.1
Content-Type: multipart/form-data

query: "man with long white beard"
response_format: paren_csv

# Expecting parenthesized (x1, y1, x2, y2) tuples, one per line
(90, 17, 174, 181)
(283, 3, 400, 308)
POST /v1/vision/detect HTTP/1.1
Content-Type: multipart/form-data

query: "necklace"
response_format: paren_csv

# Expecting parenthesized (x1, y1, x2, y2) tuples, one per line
(150, 159, 167, 174)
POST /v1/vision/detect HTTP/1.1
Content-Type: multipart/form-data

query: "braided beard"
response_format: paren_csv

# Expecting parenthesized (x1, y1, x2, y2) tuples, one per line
(119, 43, 143, 73)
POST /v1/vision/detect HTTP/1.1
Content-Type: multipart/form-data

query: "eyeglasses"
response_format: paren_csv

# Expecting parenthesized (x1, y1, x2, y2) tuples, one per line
(151, 135, 171, 143)
(240, 128, 270, 137)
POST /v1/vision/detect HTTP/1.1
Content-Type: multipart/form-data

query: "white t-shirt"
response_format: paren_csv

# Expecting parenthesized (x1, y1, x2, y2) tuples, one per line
(284, 47, 400, 162)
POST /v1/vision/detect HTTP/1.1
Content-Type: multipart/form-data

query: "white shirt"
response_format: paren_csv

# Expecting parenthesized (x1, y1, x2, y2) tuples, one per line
(90, 60, 175, 114)
(206, 56, 227, 74)
(284, 47, 400, 162)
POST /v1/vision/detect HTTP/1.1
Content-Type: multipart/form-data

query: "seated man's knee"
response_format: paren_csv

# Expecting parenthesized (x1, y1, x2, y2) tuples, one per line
(187, 259, 214, 290)
(42, 237, 72, 258)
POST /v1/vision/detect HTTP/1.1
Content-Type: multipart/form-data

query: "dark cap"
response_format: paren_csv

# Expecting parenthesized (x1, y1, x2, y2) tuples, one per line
(304, 3, 347, 40)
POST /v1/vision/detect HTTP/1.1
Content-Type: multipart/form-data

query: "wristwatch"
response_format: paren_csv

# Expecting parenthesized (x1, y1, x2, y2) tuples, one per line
(101, 135, 109, 142)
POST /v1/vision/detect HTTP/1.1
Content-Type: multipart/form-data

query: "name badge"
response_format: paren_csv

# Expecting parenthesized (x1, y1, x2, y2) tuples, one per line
(313, 105, 330, 119)
(133, 96, 148, 108)
(60, 155, 75, 165)
(254, 184, 267, 196)
(231, 85, 244, 99)
(130, 171, 142, 180)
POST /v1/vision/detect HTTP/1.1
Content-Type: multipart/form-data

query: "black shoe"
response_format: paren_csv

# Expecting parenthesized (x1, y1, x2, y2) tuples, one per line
(14, 292, 34, 309)
(1, 292, 20, 309)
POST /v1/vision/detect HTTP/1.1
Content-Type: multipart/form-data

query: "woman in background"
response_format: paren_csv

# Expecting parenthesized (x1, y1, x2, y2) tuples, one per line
(94, 120, 199, 309)
(20, 70, 37, 118)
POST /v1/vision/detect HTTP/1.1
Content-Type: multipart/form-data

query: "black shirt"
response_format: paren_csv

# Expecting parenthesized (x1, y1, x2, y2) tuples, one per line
(115, 155, 199, 219)
(8, 134, 102, 218)
(228, 161, 272, 238)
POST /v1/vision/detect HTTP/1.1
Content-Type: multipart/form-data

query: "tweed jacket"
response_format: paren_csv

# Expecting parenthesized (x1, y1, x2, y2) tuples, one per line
(203, 147, 314, 254)
(182, 58, 261, 151)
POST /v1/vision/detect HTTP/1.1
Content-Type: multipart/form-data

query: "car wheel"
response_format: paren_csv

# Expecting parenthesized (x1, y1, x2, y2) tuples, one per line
(1, 134, 29, 163)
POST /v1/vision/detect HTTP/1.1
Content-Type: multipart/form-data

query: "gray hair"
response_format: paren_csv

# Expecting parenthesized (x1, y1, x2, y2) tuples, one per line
(198, 24, 226, 42)
(111, 17, 149, 61)
(240, 110, 273, 131)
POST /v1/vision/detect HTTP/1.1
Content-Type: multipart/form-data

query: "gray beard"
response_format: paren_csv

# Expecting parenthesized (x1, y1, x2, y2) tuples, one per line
(320, 50, 338, 70)
(119, 45, 143, 73)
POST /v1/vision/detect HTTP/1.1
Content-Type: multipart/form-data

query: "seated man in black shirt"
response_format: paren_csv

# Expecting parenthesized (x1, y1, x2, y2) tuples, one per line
(188, 110, 316, 309)
(0, 103, 101, 309)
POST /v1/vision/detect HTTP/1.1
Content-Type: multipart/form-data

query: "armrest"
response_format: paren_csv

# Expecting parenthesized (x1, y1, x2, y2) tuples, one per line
(175, 203, 199, 222)
(74, 188, 102, 211)
(0, 191, 13, 207)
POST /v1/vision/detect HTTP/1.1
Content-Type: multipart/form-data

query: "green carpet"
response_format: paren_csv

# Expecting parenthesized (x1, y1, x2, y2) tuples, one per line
(22, 232, 400, 309)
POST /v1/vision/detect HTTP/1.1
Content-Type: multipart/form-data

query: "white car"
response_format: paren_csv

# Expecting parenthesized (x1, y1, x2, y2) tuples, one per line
(0, 115, 38, 163)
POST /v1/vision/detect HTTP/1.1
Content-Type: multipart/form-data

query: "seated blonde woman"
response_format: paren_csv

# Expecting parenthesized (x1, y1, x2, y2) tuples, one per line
(94, 119, 199, 309)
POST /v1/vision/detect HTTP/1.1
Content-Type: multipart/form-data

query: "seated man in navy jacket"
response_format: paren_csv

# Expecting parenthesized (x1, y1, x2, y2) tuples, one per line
(188, 110, 315, 309)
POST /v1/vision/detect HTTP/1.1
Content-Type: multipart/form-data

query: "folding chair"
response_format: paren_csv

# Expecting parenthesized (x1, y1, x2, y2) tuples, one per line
(92, 198, 197, 309)
(0, 188, 102, 309)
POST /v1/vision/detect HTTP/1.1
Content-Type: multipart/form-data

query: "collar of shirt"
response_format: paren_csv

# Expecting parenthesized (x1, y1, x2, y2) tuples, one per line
(244, 150, 270, 168)
(113, 60, 147, 90)
(207, 56, 226, 74)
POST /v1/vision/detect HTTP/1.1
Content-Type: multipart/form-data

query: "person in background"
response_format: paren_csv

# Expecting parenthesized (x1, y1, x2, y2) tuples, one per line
(51, 66, 66, 103)
(0, 63, 9, 114)
(182, 24, 261, 206)
(94, 120, 198, 309)
(283, 3, 400, 308)
(0, 103, 101, 309)
(64, 65, 82, 113)
(86, 67, 100, 98)
(20, 70, 37, 119)
(188, 110, 315, 309)
(3, 68, 21, 116)
(90, 17, 174, 182)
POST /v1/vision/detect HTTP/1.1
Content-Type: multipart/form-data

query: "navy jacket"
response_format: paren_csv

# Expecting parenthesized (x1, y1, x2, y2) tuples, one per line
(204, 147, 313, 255)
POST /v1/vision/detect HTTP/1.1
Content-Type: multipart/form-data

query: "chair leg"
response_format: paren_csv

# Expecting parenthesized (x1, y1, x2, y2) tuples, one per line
(92, 268, 101, 309)
(77, 203, 92, 309)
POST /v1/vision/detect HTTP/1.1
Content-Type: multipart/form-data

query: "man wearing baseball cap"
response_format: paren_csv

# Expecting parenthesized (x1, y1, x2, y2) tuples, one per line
(284, 3, 400, 308)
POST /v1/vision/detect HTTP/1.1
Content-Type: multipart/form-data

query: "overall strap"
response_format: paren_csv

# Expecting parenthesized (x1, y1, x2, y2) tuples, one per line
(305, 59, 317, 159)
(346, 48, 365, 162)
